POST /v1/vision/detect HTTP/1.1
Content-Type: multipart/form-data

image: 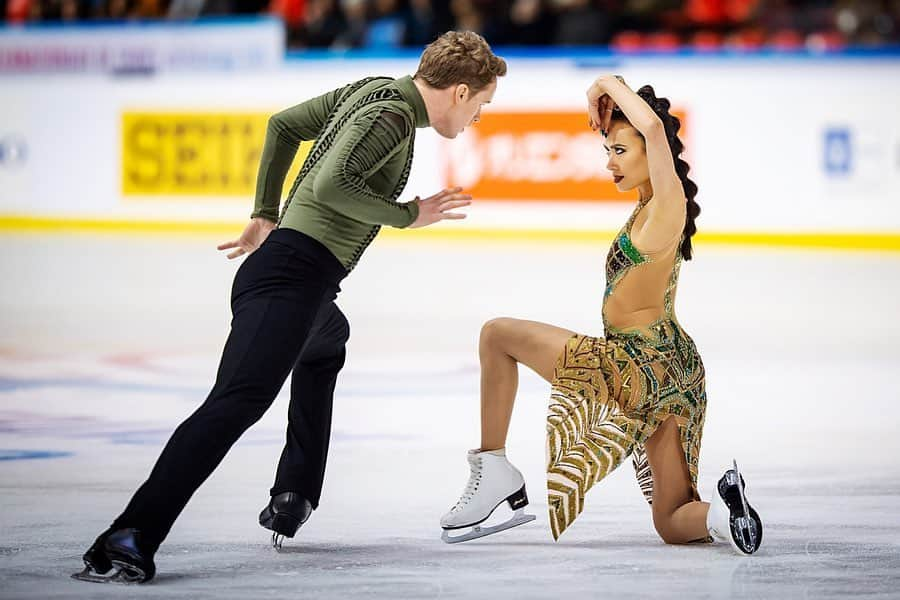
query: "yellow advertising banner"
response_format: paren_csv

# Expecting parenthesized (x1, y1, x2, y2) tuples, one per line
(121, 112, 312, 197)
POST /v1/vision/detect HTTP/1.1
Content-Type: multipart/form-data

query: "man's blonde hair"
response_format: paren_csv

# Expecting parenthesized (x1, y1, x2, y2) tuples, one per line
(414, 31, 507, 92)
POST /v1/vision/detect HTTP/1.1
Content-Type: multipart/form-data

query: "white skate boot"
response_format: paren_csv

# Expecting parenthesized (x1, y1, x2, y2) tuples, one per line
(440, 448, 536, 543)
(707, 460, 763, 554)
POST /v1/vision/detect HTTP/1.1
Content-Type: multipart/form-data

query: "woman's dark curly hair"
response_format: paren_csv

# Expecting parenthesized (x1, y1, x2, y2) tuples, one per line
(610, 85, 700, 261)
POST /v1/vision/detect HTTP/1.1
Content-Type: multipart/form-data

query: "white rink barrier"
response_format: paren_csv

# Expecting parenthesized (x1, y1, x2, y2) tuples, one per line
(1, 51, 899, 247)
(0, 18, 283, 75)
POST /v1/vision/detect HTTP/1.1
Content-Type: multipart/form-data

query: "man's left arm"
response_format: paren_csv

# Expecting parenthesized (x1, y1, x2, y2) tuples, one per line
(252, 85, 349, 222)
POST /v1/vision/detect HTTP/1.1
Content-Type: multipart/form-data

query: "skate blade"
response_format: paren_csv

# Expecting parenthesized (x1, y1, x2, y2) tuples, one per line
(71, 565, 144, 585)
(733, 516, 760, 554)
(441, 509, 536, 544)
(272, 532, 285, 550)
(729, 459, 762, 555)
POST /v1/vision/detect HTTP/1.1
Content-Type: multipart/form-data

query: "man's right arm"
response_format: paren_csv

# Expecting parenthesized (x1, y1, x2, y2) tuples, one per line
(251, 84, 349, 222)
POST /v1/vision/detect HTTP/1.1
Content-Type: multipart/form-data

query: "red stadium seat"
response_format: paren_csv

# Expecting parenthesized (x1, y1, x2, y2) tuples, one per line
(611, 31, 646, 52)
(645, 32, 681, 51)
(685, 0, 726, 25)
(690, 31, 724, 51)
(768, 29, 804, 50)
(725, 0, 758, 23)
(6, 0, 30, 22)
(725, 27, 766, 50)
(269, 0, 306, 28)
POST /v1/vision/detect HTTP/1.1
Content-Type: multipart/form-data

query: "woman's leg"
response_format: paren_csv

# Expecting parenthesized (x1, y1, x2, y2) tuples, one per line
(643, 416, 710, 543)
(478, 317, 575, 450)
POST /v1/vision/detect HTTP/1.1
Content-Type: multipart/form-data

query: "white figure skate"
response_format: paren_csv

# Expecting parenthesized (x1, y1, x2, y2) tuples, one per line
(708, 460, 763, 554)
(440, 448, 536, 543)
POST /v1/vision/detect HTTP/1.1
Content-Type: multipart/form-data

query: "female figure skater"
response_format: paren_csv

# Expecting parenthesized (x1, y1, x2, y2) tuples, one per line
(440, 76, 762, 554)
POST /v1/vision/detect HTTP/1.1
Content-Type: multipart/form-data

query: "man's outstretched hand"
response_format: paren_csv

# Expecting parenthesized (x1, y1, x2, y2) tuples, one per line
(217, 217, 277, 259)
(408, 187, 472, 229)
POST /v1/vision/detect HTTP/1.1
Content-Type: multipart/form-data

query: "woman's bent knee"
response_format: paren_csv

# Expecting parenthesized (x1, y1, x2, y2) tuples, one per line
(480, 317, 518, 349)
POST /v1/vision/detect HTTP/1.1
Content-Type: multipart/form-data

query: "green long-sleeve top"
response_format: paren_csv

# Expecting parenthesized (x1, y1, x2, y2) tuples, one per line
(252, 75, 429, 272)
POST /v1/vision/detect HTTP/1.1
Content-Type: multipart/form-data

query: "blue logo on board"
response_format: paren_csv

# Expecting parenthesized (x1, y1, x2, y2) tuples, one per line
(823, 128, 852, 176)
(0, 134, 28, 168)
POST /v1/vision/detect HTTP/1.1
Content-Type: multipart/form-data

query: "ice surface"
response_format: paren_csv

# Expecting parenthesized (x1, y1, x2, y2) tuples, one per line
(1, 234, 899, 599)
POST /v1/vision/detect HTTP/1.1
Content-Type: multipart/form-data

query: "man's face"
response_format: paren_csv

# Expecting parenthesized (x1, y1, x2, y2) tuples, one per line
(435, 80, 496, 139)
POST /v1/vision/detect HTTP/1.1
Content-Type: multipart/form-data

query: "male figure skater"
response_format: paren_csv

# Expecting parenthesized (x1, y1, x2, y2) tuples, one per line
(75, 31, 506, 584)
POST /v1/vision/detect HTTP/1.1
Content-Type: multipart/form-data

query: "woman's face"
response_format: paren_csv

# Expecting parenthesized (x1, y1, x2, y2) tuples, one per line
(603, 121, 649, 193)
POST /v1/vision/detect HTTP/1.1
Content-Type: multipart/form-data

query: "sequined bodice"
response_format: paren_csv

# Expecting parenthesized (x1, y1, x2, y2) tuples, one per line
(604, 229, 648, 298)
(602, 200, 683, 333)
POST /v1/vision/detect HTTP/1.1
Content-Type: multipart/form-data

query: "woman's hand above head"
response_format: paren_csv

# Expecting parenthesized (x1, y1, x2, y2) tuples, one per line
(586, 75, 628, 133)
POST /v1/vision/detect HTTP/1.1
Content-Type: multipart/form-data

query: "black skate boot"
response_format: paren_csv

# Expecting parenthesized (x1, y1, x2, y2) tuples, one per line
(75, 527, 115, 579)
(708, 460, 763, 555)
(72, 528, 156, 584)
(259, 492, 312, 549)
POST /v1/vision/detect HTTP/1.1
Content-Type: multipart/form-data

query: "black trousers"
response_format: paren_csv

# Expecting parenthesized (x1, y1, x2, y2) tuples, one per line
(112, 229, 349, 551)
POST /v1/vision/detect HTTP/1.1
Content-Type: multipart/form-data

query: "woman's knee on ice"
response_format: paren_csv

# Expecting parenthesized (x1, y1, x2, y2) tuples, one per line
(652, 510, 694, 545)
(653, 514, 680, 545)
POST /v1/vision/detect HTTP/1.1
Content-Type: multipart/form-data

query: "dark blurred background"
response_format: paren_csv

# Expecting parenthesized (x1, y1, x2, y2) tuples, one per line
(5, 0, 900, 51)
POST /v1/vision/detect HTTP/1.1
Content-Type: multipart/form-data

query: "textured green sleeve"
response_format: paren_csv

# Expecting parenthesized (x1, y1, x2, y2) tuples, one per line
(251, 85, 348, 222)
(312, 107, 419, 228)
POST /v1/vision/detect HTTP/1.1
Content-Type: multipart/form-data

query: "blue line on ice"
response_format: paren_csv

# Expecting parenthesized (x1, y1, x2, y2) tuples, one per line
(0, 449, 73, 461)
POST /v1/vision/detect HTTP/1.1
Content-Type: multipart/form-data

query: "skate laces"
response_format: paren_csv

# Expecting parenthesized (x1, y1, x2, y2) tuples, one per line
(451, 457, 483, 512)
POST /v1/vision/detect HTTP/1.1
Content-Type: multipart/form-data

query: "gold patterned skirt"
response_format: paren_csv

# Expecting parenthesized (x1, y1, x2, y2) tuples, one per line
(546, 319, 707, 540)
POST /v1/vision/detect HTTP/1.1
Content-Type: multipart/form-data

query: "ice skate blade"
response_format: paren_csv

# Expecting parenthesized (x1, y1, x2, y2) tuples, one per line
(441, 509, 536, 544)
(725, 460, 762, 555)
(71, 565, 146, 585)
(272, 532, 285, 550)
